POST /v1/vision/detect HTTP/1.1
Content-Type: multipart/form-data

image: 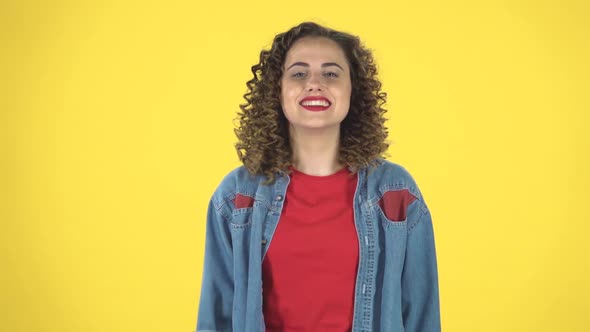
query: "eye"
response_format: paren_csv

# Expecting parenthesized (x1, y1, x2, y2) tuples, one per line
(291, 72, 306, 78)
(324, 71, 339, 78)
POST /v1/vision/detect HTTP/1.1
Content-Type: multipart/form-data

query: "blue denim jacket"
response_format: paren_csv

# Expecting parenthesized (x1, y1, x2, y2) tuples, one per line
(195, 159, 441, 332)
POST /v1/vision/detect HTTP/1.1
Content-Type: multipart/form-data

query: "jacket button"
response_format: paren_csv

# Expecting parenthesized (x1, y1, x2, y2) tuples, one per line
(261, 239, 267, 245)
(275, 195, 283, 201)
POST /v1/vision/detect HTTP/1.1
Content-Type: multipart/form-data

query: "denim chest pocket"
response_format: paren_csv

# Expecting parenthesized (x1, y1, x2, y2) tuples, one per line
(229, 193, 257, 229)
(374, 188, 417, 230)
(372, 196, 409, 272)
(376, 204, 408, 229)
(230, 207, 254, 228)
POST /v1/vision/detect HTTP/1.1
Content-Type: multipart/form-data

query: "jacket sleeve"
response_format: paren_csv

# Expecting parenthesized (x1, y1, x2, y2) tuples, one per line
(401, 199, 441, 331)
(195, 197, 233, 332)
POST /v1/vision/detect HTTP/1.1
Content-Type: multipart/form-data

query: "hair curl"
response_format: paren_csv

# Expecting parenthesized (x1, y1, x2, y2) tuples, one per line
(235, 21, 389, 184)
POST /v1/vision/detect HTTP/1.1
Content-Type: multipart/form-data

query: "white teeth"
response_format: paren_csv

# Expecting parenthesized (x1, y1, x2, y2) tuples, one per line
(301, 100, 330, 107)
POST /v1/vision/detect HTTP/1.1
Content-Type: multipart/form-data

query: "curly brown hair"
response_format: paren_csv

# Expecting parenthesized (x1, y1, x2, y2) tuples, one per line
(235, 22, 389, 184)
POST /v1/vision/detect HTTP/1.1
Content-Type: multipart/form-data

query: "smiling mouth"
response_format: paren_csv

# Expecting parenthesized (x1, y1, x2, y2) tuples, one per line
(299, 99, 331, 112)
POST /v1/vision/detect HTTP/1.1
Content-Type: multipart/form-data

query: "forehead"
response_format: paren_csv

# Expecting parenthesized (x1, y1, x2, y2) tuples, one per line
(284, 36, 348, 68)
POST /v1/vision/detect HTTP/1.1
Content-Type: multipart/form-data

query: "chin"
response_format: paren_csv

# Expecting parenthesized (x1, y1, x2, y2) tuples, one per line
(290, 122, 342, 131)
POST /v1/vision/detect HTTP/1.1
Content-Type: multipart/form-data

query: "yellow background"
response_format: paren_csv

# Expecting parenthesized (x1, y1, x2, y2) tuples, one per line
(2, 0, 588, 331)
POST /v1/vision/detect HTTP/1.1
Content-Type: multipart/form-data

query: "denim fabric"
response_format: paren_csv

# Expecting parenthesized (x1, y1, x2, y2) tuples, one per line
(195, 159, 441, 332)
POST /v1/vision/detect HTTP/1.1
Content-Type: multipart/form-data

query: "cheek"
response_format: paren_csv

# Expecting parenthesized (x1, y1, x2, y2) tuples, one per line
(344, 80, 352, 96)
(281, 82, 300, 105)
(336, 83, 352, 103)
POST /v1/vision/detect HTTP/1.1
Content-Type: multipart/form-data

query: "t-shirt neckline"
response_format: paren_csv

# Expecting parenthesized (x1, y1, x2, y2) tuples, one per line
(289, 165, 350, 180)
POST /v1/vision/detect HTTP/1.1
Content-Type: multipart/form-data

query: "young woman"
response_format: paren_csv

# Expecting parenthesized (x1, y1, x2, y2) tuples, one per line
(196, 22, 441, 332)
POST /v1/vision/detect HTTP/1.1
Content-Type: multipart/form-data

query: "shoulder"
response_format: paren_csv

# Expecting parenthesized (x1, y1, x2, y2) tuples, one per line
(367, 158, 426, 203)
(210, 165, 267, 210)
(366, 159, 431, 228)
(369, 158, 421, 188)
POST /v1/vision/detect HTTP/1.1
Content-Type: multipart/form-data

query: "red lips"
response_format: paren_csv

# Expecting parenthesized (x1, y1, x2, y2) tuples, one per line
(299, 96, 332, 112)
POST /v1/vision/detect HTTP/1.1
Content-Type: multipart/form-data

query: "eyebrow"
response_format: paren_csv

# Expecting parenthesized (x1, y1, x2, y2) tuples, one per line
(286, 62, 344, 71)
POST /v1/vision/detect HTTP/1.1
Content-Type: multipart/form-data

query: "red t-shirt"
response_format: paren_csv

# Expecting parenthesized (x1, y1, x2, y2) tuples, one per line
(262, 166, 359, 331)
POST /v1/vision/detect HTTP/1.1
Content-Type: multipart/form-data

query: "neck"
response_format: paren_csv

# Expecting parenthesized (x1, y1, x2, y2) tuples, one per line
(289, 125, 345, 176)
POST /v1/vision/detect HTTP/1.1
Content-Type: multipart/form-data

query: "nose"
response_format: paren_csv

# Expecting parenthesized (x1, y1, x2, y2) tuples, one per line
(306, 73, 323, 91)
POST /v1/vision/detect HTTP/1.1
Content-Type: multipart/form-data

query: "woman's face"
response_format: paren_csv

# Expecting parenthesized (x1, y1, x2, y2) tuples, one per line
(280, 36, 352, 132)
